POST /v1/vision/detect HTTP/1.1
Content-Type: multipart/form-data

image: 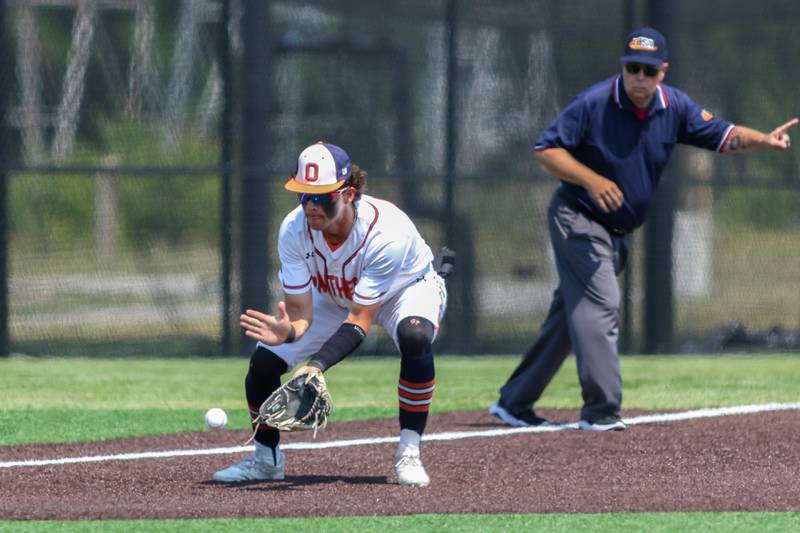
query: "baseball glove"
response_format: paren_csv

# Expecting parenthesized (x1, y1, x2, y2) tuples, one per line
(433, 246, 455, 279)
(253, 372, 332, 437)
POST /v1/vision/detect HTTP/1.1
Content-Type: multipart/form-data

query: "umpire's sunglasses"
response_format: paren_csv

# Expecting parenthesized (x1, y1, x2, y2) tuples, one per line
(624, 62, 660, 77)
(297, 186, 350, 205)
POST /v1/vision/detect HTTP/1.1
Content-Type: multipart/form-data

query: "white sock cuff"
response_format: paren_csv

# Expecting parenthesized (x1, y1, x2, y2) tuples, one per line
(399, 428, 421, 449)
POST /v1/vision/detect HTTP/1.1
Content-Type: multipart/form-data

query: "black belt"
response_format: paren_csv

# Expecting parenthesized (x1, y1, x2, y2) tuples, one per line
(557, 188, 629, 236)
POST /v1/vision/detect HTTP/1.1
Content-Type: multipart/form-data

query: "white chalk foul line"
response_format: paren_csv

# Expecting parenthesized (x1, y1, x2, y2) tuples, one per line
(2, 402, 798, 469)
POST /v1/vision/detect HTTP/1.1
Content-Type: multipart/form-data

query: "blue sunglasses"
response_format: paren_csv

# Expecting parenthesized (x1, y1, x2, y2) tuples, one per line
(297, 186, 350, 205)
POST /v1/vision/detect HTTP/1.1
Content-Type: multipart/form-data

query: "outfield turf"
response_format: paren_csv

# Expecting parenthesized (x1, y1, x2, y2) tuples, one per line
(1, 354, 798, 445)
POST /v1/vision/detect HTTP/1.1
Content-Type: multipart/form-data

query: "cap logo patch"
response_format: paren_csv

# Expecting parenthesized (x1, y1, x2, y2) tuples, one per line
(629, 36, 657, 51)
(701, 110, 713, 121)
(305, 162, 319, 181)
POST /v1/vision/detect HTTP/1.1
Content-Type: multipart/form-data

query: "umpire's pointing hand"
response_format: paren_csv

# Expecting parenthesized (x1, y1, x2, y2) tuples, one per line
(767, 117, 798, 150)
(240, 302, 292, 345)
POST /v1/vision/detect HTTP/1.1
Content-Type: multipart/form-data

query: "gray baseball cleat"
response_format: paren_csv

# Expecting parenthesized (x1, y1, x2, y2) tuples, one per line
(213, 442, 285, 482)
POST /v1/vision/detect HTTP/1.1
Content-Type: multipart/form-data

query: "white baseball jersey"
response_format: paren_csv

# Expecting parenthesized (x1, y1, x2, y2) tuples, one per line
(278, 194, 434, 309)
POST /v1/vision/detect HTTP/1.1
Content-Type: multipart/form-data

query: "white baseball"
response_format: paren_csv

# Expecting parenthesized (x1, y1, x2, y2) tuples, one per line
(204, 407, 228, 429)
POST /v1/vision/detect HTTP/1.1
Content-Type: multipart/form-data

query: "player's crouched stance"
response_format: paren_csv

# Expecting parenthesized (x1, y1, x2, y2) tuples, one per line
(213, 142, 449, 487)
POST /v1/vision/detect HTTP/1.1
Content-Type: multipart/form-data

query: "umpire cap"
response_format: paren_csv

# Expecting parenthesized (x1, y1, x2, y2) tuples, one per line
(620, 27, 668, 66)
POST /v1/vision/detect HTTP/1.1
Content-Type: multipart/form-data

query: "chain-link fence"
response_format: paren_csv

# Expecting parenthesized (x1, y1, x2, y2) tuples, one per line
(2, 0, 798, 356)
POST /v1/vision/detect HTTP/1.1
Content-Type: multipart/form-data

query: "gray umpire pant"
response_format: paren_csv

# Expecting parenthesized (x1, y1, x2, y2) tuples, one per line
(498, 191, 630, 422)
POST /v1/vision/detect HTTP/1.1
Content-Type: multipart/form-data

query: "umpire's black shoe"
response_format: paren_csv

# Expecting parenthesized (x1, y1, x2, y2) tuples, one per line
(578, 416, 626, 432)
(489, 402, 553, 427)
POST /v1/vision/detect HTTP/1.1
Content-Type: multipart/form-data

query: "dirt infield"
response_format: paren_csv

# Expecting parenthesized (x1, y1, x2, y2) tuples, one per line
(1, 408, 799, 520)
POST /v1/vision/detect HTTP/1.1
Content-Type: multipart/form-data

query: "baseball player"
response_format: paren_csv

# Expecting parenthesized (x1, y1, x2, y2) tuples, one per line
(213, 142, 448, 487)
(490, 27, 797, 431)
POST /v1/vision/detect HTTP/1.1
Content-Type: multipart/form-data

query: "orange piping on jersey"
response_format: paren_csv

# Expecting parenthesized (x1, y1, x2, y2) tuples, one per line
(341, 201, 380, 275)
(354, 290, 384, 301)
(313, 246, 329, 278)
(283, 277, 312, 290)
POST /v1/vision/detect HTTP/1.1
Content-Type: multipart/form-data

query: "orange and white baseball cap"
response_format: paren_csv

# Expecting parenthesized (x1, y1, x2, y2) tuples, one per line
(284, 142, 352, 194)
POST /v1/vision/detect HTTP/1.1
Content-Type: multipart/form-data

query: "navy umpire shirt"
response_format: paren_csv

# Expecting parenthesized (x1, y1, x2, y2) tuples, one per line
(535, 75, 734, 232)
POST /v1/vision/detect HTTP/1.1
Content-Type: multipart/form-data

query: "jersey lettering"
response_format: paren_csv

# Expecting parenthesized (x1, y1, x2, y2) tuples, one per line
(280, 197, 432, 307)
(305, 163, 319, 182)
(312, 272, 358, 300)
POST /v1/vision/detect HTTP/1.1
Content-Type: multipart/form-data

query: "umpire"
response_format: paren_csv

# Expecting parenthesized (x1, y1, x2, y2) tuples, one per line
(490, 27, 797, 431)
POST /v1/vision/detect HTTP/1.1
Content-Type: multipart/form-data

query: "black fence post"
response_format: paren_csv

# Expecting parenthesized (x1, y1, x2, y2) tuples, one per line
(442, 0, 475, 353)
(619, 0, 646, 355)
(643, 0, 676, 353)
(444, 0, 458, 253)
(0, 0, 8, 357)
(219, 0, 234, 356)
(239, 0, 272, 355)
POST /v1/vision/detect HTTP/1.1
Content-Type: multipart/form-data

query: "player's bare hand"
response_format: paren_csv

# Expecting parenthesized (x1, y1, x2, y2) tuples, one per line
(587, 177, 624, 213)
(291, 365, 322, 383)
(767, 118, 798, 150)
(240, 302, 292, 345)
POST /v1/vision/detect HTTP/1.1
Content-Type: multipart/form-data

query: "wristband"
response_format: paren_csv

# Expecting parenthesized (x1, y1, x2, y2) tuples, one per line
(308, 323, 366, 371)
(284, 324, 297, 344)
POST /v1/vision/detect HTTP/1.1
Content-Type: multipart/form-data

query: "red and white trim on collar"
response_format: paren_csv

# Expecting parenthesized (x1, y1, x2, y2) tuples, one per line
(613, 76, 669, 111)
(655, 83, 668, 109)
(613, 76, 622, 107)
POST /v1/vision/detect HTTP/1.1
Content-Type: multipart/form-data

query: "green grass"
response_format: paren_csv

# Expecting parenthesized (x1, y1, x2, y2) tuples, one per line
(1, 354, 798, 445)
(1, 512, 799, 532)
(2, 354, 799, 530)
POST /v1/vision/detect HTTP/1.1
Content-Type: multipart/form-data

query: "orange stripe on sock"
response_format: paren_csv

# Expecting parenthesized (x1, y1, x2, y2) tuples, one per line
(399, 377, 435, 389)
(399, 403, 431, 413)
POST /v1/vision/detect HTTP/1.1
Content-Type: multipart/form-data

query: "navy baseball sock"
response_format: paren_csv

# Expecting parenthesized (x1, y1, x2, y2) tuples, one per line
(245, 346, 287, 453)
(397, 317, 436, 435)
